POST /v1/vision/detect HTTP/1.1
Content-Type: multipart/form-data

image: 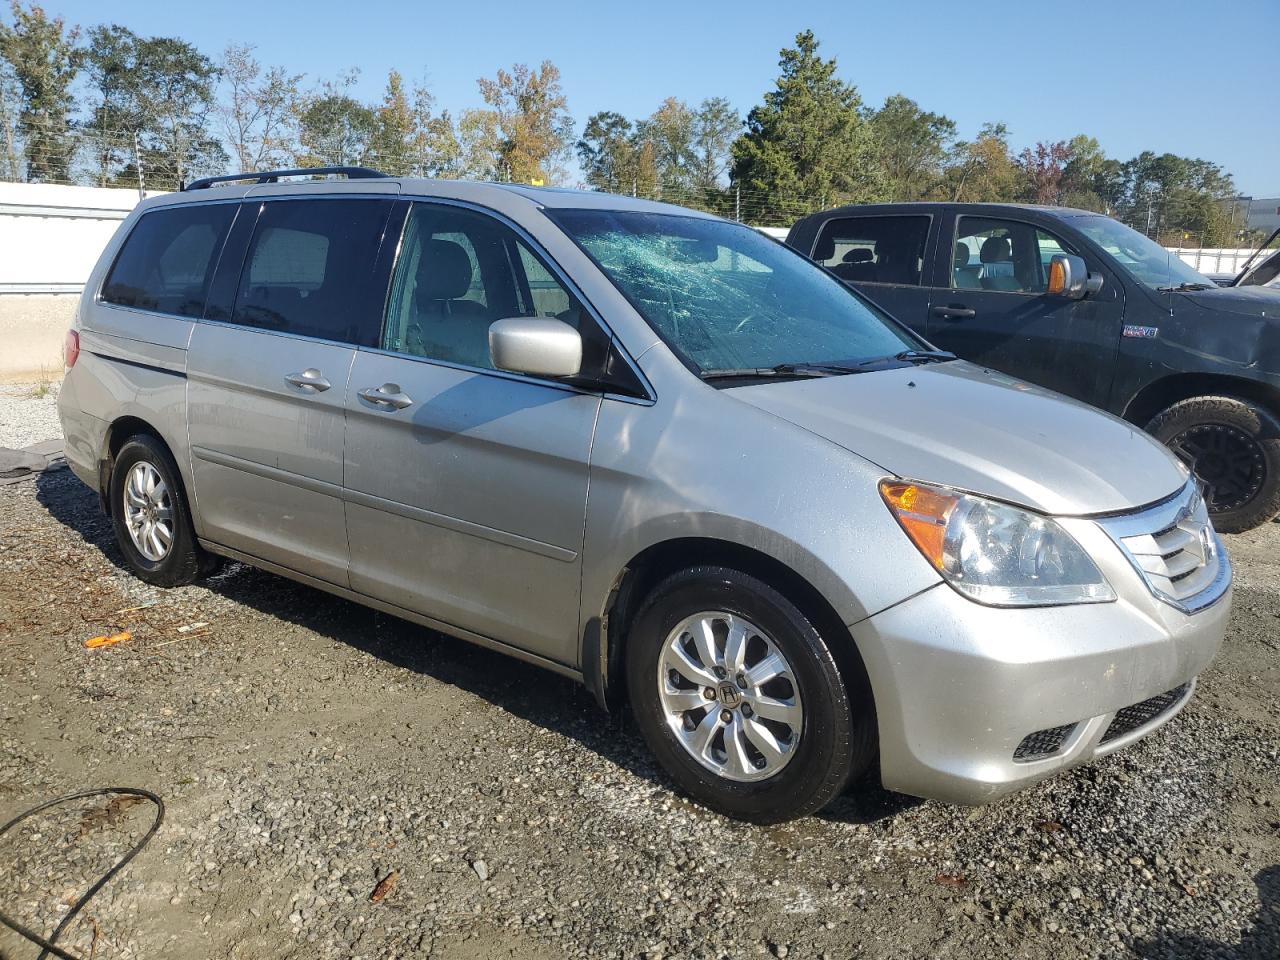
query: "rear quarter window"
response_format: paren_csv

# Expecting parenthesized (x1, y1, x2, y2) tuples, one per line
(101, 204, 236, 318)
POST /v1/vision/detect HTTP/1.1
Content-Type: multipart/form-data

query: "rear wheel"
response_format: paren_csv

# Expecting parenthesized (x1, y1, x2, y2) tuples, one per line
(1147, 395, 1280, 533)
(110, 435, 216, 586)
(625, 566, 875, 823)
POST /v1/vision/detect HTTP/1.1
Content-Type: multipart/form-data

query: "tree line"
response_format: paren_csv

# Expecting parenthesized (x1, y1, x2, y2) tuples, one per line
(0, 5, 1253, 244)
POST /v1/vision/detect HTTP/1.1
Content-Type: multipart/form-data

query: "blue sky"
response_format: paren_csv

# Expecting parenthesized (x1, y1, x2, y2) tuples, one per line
(46, 0, 1279, 195)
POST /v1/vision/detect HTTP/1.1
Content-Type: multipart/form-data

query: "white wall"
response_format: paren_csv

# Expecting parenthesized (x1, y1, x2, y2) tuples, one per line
(0, 182, 163, 379)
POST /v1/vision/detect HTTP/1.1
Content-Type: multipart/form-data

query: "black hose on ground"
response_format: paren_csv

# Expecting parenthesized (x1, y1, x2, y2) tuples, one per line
(0, 787, 164, 960)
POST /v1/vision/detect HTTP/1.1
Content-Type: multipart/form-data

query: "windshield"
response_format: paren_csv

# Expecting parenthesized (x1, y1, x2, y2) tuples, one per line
(1071, 215, 1216, 291)
(547, 209, 918, 374)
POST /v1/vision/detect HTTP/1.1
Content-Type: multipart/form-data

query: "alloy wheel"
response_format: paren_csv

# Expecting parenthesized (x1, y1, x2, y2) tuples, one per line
(657, 611, 803, 782)
(122, 460, 174, 562)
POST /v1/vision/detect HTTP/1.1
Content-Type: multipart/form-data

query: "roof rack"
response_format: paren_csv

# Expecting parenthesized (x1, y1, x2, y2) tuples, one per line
(182, 166, 388, 192)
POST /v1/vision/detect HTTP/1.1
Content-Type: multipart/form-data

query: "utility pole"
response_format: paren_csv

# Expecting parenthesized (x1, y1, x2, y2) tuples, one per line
(735, 184, 741, 222)
(133, 131, 144, 200)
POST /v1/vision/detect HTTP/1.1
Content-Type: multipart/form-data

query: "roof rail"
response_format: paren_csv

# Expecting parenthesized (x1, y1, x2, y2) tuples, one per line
(182, 166, 388, 192)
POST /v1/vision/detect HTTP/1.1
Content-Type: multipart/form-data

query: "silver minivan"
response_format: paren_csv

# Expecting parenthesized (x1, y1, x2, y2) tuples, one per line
(58, 168, 1232, 822)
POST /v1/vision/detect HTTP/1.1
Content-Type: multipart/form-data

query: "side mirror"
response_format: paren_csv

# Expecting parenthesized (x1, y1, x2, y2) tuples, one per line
(1047, 253, 1104, 299)
(489, 317, 582, 379)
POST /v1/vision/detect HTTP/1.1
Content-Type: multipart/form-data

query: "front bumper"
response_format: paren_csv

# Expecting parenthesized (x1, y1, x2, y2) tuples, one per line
(852, 574, 1231, 804)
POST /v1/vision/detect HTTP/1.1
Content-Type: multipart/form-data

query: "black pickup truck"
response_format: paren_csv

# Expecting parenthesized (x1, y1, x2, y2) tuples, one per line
(787, 203, 1280, 531)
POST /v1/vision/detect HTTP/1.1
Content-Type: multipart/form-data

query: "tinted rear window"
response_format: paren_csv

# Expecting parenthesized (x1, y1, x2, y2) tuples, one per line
(231, 199, 391, 345)
(102, 204, 236, 318)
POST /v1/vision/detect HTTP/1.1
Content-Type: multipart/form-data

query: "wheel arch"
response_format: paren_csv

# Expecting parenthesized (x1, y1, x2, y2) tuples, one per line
(584, 537, 871, 717)
(99, 415, 176, 516)
(1123, 373, 1280, 429)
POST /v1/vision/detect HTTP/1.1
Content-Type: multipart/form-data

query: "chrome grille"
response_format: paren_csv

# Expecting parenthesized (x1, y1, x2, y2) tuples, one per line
(1098, 481, 1230, 613)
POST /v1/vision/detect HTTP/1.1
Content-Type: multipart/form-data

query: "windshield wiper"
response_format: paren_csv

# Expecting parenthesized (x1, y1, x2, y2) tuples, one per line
(1156, 282, 1214, 292)
(893, 349, 957, 364)
(700, 351, 956, 381)
(699, 363, 841, 381)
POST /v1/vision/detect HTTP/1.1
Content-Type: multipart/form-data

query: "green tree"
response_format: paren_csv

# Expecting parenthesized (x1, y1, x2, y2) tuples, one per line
(294, 73, 377, 168)
(938, 122, 1027, 202)
(369, 69, 415, 175)
(84, 25, 226, 189)
(218, 43, 301, 172)
(690, 97, 739, 190)
(477, 60, 572, 184)
(577, 110, 635, 191)
(0, 1, 81, 183)
(1058, 135, 1119, 211)
(731, 30, 883, 223)
(867, 94, 955, 200)
(636, 96, 695, 190)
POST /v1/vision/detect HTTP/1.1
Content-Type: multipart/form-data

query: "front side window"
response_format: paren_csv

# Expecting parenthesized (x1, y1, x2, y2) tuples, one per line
(813, 215, 930, 286)
(548, 209, 917, 374)
(952, 217, 1054, 294)
(383, 203, 590, 372)
(231, 199, 391, 345)
(102, 203, 235, 318)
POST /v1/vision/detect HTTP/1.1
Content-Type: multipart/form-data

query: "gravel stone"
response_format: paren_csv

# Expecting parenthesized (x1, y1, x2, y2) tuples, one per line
(0, 381, 61, 449)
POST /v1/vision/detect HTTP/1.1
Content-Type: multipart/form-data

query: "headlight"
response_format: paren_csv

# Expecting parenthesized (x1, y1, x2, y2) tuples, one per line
(880, 480, 1115, 607)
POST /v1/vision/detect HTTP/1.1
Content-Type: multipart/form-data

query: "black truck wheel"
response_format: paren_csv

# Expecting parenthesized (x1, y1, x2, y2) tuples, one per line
(1147, 395, 1280, 533)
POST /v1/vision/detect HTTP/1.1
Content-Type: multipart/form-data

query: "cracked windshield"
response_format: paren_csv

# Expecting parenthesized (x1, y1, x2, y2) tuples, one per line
(550, 209, 916, 374)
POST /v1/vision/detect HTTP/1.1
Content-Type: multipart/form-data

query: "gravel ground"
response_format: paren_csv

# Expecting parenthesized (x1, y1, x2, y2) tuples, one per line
(0, 460, 1276, 958)
(0, 382, 61, 450)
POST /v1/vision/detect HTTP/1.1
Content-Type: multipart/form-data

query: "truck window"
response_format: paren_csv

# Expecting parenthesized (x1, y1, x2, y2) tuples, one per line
(101, 204, 236, 318)
(952, 218, 1074, 295)
(812, 216, 930, 286)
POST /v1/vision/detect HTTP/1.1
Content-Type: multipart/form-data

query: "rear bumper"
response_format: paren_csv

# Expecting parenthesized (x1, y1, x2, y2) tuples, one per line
(853, 580, 1230, 804)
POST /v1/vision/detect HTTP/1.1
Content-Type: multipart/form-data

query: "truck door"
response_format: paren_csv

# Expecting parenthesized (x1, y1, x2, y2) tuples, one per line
(807, 214, 936, 337)
(924, 212, 1124, 407)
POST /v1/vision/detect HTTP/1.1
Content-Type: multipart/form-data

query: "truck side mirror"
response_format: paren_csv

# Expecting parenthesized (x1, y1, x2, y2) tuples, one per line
(1046, 254, 1096, 300)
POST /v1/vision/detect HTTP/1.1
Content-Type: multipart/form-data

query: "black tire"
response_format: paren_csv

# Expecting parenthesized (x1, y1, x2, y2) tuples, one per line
(109, 434, 216, 586)
(1147, 395, 1280, 533)
(625, 566, 875, 823)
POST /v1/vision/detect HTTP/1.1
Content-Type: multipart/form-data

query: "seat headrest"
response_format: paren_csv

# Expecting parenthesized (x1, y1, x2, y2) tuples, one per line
(953, 242, 971, 268)
(842, 248, 874, 264)
(980, 236, 1012, 264)
(813, 233, 835, 261)
(417, 239, 473, 301)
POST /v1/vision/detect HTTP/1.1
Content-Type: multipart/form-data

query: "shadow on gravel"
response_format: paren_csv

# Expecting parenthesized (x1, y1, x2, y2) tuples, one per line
(1134, 865, 1278, 960)
(35, 468, 913, 826)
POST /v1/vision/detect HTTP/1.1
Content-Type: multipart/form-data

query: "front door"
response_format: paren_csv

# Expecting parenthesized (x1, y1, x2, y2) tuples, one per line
(343, 201, 602, 666)
(186, 196, 396, 586)
(923, 213, 1125, 407)
(808, 213, 936, 336)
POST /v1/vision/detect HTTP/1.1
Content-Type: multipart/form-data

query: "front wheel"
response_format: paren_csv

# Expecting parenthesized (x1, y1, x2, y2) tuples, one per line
(1147, 395, 1280, 533)
(625, 566, 876, 823)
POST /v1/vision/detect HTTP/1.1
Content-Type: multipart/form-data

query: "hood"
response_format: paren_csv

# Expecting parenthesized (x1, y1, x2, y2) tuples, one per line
(1180, 284, 1280, 318)
(730, 361, 1184, 516)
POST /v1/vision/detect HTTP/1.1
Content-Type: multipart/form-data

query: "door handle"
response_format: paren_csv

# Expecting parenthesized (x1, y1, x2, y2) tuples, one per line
(358, 383, 414, 410)
(284, 369, 331, 392)
(932, 305, 976, 321)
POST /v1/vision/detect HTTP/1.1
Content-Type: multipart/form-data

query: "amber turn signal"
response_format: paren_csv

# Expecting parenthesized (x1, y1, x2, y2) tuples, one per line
(879, 480, 961, 570)
(1046, 259, 1066, 296)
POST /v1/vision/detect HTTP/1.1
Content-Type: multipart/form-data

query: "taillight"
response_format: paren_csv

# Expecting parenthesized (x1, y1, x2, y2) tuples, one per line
(64, 329, 80, 368)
